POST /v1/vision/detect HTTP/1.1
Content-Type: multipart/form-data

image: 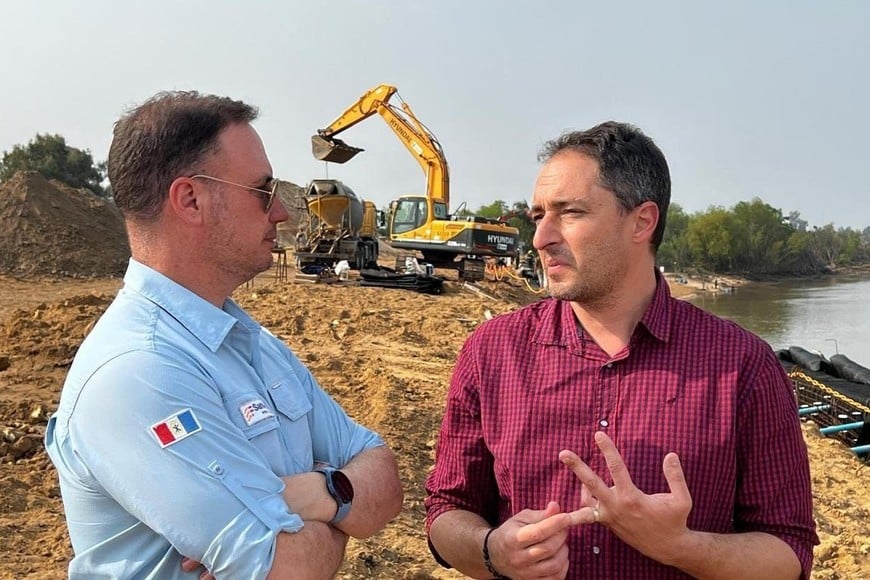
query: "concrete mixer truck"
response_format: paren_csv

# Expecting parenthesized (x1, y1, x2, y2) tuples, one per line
(293, 179, 380, 270)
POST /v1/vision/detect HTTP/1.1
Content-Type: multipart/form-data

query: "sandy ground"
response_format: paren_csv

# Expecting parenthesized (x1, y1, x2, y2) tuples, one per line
(0, 263, 868, 579)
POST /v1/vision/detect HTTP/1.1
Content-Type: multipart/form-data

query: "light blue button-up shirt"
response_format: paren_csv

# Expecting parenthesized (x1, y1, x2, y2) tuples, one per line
(45, 259, 384, 579)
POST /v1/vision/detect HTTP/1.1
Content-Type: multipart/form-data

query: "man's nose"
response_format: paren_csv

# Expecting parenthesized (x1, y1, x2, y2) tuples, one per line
(533, 214, 559, 251)
(270, 195, 290, 223)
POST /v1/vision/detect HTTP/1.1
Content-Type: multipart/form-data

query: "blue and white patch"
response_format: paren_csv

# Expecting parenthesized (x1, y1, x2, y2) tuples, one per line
(240, 399, 274, 426)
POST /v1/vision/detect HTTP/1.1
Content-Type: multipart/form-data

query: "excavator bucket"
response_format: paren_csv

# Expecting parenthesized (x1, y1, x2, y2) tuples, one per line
(311, 135, 364, 164)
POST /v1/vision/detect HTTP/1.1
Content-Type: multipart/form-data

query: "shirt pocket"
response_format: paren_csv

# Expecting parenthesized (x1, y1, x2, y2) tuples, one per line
(226, 390, 281, 439)
(224, 386, 307, 475)
(265, 378, 314, 472)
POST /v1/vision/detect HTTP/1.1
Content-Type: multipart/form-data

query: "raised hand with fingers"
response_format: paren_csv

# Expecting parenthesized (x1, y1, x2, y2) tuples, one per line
(486, 501, 577, 580)
(559, 431, 694, 566)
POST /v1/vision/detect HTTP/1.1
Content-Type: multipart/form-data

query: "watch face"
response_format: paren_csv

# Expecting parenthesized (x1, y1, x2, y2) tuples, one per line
(332, 470, 354, 502)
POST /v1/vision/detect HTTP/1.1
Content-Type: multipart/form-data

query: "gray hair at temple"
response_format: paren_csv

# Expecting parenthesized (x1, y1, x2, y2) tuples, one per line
(107, 91, 258, 221)
(538, 121, 671, 251)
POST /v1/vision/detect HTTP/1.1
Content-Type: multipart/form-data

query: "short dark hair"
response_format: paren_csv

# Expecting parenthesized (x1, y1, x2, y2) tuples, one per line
(107, 91, 258, 221)
(538, 121, 671, 250)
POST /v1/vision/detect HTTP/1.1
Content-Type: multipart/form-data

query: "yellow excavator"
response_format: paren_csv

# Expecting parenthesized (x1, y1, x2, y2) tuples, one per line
(311, 84, 520, 269)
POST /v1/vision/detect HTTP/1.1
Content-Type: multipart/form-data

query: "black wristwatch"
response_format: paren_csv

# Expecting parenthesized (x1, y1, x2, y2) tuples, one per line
(315, 467, 354, 524)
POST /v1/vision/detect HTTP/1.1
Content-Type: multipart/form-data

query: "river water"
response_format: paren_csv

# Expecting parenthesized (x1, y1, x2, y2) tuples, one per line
(688, 273, 870, 364)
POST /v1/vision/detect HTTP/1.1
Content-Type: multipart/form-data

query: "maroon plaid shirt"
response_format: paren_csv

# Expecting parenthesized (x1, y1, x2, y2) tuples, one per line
(425, 277, 817, 578)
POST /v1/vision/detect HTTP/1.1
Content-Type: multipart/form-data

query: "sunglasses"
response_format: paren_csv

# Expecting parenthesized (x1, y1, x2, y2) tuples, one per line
(190, 174, 279, 211)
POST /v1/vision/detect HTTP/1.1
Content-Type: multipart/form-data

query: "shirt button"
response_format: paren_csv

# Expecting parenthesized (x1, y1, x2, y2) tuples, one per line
(605, 363, 613, 369)
(592, 546, 601, 555)
(599, 419, 609, 428)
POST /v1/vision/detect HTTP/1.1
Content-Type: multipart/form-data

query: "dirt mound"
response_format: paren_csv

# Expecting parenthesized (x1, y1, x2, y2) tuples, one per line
(0, 171, 130, 279)
(0, 272, 866, 579)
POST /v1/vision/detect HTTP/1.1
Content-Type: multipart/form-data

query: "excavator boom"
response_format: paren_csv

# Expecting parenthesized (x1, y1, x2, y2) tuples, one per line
(312, 84, 449, 207)
(311, 84, 520, 265)
(312, 85, 399, 163)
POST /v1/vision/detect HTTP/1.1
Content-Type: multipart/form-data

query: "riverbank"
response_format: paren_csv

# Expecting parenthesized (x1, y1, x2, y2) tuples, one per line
(665, 272, 747, 300)
(666, 262, 870, 301)
(830, 263, 870, 277)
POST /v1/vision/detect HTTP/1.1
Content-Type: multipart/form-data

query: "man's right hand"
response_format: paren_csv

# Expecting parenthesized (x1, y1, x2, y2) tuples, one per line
(281, 471, 337, 523)
(486, 501, 575, 580)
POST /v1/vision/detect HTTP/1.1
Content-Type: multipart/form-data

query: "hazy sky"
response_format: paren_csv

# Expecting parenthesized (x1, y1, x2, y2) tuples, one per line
(2, 1, 868, 229)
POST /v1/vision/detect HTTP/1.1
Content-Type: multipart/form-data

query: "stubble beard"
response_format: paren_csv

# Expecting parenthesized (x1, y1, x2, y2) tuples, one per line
(546, 247, 622, 308)
(208, 199, 272, 286)
(218, 243, 273, 285)
(548, 274, 613, 304)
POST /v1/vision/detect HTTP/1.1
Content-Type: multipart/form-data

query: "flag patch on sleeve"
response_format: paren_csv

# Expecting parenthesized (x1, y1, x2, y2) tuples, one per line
(240, 399, 274, 426)
(151, 408, 202, 448)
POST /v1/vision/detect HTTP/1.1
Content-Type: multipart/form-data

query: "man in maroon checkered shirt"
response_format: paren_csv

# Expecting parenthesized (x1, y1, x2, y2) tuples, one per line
(425, 122, 817, 579)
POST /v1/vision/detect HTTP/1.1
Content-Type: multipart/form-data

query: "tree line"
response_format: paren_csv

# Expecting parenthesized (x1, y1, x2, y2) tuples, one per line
(658, 200, 869, 275)
(469, 199, 870, 276)
(4, 133, 868, 276)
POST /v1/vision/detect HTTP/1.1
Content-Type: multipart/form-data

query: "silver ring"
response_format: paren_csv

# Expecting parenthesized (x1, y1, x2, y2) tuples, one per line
(592, 506, 600, 523)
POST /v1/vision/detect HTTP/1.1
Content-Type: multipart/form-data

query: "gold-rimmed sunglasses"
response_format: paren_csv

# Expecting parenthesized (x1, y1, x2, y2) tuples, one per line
(190, 174, 279, 211)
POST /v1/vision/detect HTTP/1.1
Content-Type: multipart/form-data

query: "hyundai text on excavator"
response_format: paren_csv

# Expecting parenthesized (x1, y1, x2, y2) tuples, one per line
(311, 84, 520, 270)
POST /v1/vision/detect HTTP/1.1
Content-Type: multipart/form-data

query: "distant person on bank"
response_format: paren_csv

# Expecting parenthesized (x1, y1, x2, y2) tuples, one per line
(425, 122, 817, 579)
(45, 91, 402, 579)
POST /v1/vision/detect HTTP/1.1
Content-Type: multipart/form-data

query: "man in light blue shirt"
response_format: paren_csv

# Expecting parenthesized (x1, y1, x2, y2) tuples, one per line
(45, 91, 403, 579)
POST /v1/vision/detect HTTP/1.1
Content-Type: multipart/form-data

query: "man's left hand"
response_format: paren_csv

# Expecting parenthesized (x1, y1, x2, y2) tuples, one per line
(559, 431, 694, 566)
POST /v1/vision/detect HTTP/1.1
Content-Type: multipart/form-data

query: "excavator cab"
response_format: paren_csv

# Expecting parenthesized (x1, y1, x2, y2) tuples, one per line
(311, 135, 364, 164)
(391, 197, 428, 234)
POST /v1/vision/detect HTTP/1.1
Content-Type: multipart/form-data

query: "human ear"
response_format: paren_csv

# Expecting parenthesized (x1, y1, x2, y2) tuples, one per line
(167, 177, 203, 224)
(633, 201, 659, 243)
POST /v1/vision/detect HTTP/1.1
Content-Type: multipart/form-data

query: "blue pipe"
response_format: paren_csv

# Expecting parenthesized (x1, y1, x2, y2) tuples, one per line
(820, 421, 866, 435)
(851, 444, 870, 455)
(798, 405, 831, 416)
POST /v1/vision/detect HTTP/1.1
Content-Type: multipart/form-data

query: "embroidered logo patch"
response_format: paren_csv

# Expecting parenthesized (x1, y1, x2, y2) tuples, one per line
(240, 399, 274, 426)
(151, 408, 202, 448)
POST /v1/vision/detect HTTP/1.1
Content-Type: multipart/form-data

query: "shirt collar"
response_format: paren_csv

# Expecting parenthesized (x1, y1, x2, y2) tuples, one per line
(637, 268, 673, 343)
(122, 258, 258, 352)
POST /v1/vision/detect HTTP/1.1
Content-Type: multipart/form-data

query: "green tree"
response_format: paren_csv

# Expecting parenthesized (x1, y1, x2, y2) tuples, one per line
(0, 133, 106, 196)
(658, 203, 693, 272)
(839, 228, 864, 265)
(808, 224, 842, 269)
(861, 227, 870, 262)
(474, 199, 510, 219)
(731, 198, 791, 272)
(783, 230, 819, 273)
(686, 207, 737, 271)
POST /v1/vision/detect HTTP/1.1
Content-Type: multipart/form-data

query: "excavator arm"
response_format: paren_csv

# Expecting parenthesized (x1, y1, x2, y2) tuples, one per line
(312, 84, 450, 207)
(311, 83, 520, 264)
